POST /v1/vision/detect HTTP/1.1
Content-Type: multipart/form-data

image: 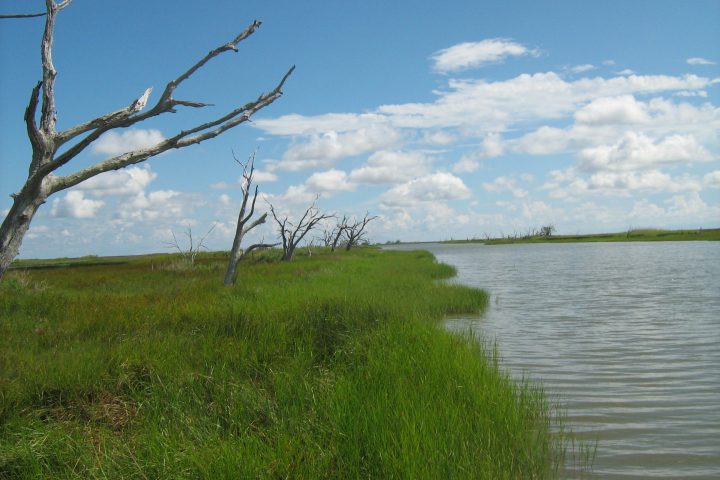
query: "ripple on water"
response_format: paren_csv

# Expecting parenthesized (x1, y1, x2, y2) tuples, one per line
(414, 241, 720, 479)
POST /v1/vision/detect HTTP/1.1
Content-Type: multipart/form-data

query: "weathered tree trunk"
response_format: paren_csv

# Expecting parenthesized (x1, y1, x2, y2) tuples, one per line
(223, 154, 276, 286)
(0, 178, 53, 277)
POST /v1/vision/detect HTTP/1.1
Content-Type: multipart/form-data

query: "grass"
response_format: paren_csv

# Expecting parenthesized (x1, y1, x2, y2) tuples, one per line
(1, 248, 574, 478)
(445, 227, 720, 245)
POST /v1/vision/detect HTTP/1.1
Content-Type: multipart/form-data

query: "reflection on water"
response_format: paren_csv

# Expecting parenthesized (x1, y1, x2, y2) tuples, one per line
(397, 242, 720, 479)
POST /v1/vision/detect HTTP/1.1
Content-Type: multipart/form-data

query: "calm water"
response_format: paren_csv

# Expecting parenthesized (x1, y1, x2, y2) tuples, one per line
(397, 242, 720, 479)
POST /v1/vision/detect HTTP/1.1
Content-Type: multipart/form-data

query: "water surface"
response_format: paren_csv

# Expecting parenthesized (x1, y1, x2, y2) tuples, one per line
(397, 242, 720, 479)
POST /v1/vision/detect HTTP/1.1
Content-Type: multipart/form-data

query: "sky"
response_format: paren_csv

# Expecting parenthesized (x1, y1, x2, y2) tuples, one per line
(1, 0, 719, 258)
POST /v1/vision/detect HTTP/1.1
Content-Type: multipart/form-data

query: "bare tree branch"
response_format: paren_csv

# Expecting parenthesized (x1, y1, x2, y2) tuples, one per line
(344, 212, 378, 250)
(0, 12, 46, 19)
(268, 196, 332, 261)
(330, 215, 349, 252)
(164, 224, 216, 267)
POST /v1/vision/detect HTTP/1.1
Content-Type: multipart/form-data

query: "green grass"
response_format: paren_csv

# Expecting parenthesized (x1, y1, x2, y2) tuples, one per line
(1, 248, 573, 478)
(446, 227, 720, 245)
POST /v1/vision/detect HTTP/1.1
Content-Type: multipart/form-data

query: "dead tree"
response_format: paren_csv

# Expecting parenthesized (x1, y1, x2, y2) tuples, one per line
(269, 198, 332, 261)
(539, 224, 555, 237)
(223, 152, 277, 286)
(330, 215, 349, 252)
(0, 1, 293, 280)
(164, 224, 216, 267)
(319, 229, 334, 248)
(344, 213, 378, 251)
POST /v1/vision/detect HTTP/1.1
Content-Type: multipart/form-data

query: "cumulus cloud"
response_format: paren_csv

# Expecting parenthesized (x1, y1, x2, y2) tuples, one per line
(350, 150, 431, 184)
(578, 132, 713, 172)
(431, 39, 539, 73)
(687, 57, 715, 66)
(545, 168, 703, 198)
(116, 190, 197, 223)
(482, 176, 528, 198)
(50, 191, 105, 218)
(703, 170, 720, 188)
(253, 170, 279, 182)
(454, 133, 505, 171)
(305, 169, 354, 193)
(273, 125, 402, 171)
(75, 166, 157, 197)
(574, 95, 649, 125)
(380, 172, 471, 207)
(91, 129, 165, 156)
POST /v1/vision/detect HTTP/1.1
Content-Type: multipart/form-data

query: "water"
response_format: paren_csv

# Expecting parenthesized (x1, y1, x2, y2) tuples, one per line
(395, 241, 720, 479)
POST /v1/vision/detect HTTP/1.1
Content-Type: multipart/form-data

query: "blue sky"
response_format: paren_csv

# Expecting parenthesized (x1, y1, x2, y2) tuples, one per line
(1, 0, 719, 258)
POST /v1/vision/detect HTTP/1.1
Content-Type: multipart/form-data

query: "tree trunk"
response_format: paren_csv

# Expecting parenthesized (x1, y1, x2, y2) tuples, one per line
(0, 189, 48, 277)
(223, 231, 245, 286)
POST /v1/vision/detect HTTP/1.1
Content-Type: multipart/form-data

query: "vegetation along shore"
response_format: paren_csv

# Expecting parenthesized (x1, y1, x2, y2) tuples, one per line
(0, 247, 583, 478)
(443, 227, 720, 245)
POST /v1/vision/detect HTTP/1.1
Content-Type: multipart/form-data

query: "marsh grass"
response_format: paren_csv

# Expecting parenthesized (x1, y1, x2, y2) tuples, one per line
(1, 248, 572, 478)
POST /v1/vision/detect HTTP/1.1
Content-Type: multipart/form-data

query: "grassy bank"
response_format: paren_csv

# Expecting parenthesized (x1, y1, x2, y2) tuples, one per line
(1, 248, 568, 478)
(447, 227, 720, 245)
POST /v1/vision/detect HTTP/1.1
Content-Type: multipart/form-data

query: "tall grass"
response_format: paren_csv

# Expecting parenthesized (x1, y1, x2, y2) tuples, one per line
(1, 248, 569, 478)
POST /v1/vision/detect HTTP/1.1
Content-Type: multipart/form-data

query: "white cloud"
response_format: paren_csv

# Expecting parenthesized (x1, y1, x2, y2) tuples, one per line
(273, 125, 402, 171)
(91, 129, 165, 156)
(546, 168, 703, 198)
(574, 95, 649, 125)
(703, 170, 720, 188)
(219, 194, 232, 206)
(455, 132, 505, 171)
(615, 69, 635, 76)
(350, 150, 431, 184)
(305, 169, 354, 193)
(421, 131, 457, 145)
(452, 158, 481, 173)
(569, 64, 596, 74)
(687, 57, 716, 66)
(522, 200, 554, 220)
(482, 176, 528, 198)
(513, 126, 572, 155)
(117, 189, 196, 223)
(75, 166, 157, 197)
(630, 198, 667, 219)
(579, 132, 713, 172)
(375, 72, 711, 130)
(253, 170, 278, 182)
(50, 191, 105, 218)
(431, 39, 539, 73)
(380, 172, 471, 207)
(666, 191, 719, 218)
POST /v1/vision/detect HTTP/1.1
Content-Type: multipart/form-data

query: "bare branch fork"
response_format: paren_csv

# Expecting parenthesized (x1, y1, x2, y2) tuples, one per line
(329, 215, 349, 252)
(344, 212, 378, 251)
(164, 224, 216, 266)
(268, 196, 333, 261)
(223, 151, 277, 286)
(0, 0, 293, 279)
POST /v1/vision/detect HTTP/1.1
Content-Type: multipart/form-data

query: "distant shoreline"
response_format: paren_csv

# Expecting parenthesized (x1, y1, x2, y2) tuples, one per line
(439, 227, 720, 245)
